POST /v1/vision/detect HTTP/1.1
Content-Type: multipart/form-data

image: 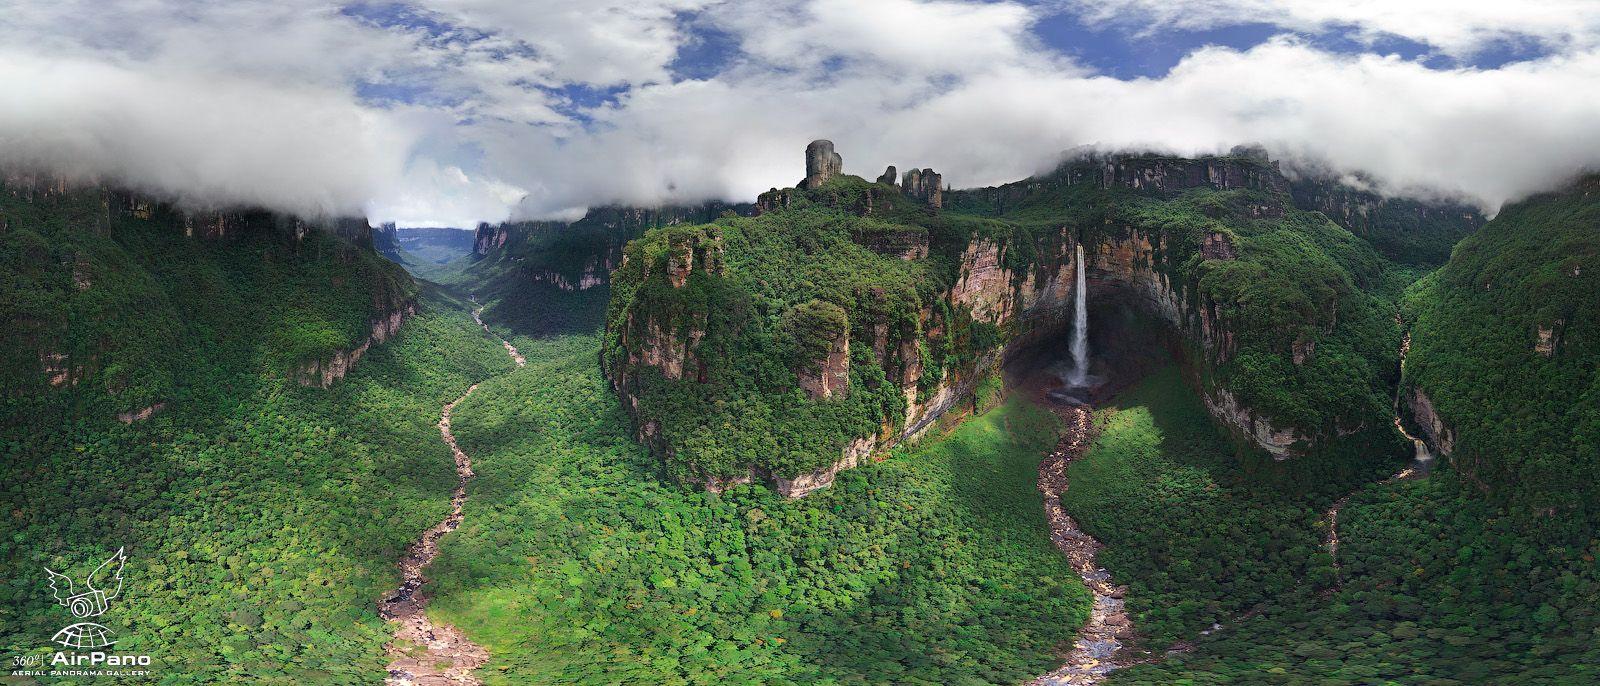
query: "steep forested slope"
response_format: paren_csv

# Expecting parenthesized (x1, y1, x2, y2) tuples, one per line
(1287, 172, 1485, 266)
(1, 180, 415, 420)
(1405, 174, 1600, 518)
(0, 182, 513, 681)
(1087, 176, 1600, 685)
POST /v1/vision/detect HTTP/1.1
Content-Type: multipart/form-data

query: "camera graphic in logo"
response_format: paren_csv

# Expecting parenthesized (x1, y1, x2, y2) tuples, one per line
(45, 547, 126, 649)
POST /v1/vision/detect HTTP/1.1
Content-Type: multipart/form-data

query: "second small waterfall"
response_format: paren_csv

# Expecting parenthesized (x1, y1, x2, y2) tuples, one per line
(1068, 242, 1089, 386)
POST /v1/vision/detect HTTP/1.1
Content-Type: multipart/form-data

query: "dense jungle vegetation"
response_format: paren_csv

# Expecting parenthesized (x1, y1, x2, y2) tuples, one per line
(1404, 174, 1600, 519)
(1086, 371, 1600, 685)
(1113, 468, 1600, 685)
(1062, 367, 1391, 647)
(0, 189, 516, 681)
(424, 282, 1092, 685)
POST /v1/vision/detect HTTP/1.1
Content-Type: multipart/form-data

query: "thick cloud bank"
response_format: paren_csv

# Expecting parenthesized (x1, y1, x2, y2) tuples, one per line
(1, 1, 1597, 225)
(0, 51, 411, 218)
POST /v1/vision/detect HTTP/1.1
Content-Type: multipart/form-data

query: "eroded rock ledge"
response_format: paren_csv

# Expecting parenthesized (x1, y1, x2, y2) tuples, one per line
(295, 301, 418, 388)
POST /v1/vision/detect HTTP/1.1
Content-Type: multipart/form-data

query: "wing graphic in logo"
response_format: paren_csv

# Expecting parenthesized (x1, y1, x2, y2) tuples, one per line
(45, 567, 76, 607)
(86, 547, 127, 603)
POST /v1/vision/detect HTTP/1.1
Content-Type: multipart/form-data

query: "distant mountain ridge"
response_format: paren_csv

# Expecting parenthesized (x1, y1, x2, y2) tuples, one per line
(470, 202, 754, 292)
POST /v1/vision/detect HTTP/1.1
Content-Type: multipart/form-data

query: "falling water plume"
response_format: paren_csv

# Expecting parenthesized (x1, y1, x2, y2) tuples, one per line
(1069, 242, 1089, 387)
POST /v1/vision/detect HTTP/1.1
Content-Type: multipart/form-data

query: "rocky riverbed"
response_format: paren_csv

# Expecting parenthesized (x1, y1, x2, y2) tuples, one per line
(1031, 401, 1150, 685)
(378, 306, 524, 685)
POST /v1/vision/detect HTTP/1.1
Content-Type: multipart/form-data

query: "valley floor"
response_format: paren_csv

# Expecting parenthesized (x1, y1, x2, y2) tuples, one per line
(379, 305, 522, 684)
(412, 307, 1093, 684)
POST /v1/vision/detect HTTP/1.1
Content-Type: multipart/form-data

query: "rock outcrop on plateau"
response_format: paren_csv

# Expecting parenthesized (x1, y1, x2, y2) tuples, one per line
(805, 139, 844, 189)
(900, 168, 943, 208)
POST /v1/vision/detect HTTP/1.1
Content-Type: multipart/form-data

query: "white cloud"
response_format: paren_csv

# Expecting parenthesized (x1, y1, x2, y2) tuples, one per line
(423, 0, 716, 86)
(1, 1, 1598, 226)
(717, 0, 1055, 76)
(371, 158, 528, 228)
(0, 50, 415, 218)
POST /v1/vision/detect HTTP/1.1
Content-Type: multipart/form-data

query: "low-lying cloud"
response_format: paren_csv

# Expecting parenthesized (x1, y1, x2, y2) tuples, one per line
(1, 1, 1598, 226)
(0, 51, 412, 218)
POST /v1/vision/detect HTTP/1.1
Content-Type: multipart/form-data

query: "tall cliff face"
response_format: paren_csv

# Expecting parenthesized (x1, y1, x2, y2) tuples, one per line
(1, 172, 415, 424)
(605, 145, 1408, 497)
(1404, 174, 1600, 515)
(373, 222, 403, 261)
(947, 152, 1290, 217)
(473, 221, 509, 256)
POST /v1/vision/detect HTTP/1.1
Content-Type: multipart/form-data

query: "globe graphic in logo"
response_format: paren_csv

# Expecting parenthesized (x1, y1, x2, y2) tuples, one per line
(53, 622, 117, 649)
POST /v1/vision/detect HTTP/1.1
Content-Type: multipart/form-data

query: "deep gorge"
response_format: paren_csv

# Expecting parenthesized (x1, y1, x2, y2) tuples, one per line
(4, 142, 1595, 686)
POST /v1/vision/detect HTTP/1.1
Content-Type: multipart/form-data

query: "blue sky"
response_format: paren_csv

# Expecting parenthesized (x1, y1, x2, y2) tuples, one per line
(347, 1, 1560, 114)
(2, 1, 1598, 225)
(1030, 13, 1551, 78)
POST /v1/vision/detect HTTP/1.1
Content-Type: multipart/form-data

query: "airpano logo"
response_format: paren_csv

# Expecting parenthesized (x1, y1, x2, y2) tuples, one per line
(46, 547, 125, 648)
(7, 547, 156, 679)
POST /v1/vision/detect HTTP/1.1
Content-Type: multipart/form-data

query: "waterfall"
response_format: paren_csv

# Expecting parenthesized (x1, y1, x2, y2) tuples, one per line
(1069, 242, 1089, 386)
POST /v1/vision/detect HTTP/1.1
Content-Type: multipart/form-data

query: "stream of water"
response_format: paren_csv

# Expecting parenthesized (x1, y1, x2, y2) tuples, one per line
(379, 305, 524, 685)
(1323, 329, 1435, 581)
